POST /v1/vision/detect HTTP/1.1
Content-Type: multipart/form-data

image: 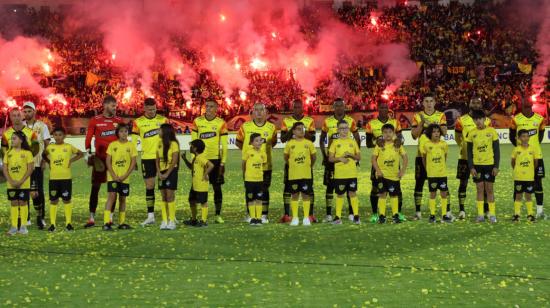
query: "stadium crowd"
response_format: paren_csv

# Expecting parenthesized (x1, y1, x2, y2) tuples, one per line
(0, 2, 547, 120)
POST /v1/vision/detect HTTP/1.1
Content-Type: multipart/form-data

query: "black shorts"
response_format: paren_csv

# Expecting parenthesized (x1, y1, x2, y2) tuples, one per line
(514, 181, 535, 194)
(415, 157, 427, 181)
(323, 161, 334, 186)
(245, 181, 265, 202)
(283, 164, 290, 192)
(288, 179, 314, 194)
(536, 159, 545, 179)
(208, 159, 225, 185)
(263, 170, 272, 188)
(189, 189, 208, 204)
(7, 189, 30, 201)
(49, 180, 72, 202)
(107, 181, 130, 197)
(158, 169, 178, 190)
(30, 167, 44, 191)
(428, 177, 449, 192)
(456, 159, 470, 180)
(377, 178, 401, 197)
(334, 178, 358, 195)
(472, 165, 495, 183)
(141, 159, 157, 179)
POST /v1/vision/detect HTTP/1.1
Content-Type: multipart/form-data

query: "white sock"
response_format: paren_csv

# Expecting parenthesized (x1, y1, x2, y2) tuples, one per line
(537, 205, 544, 215)
(110, 212, 114, 220)
(90, 213, 95, 220)
(148, 212, 154, 218)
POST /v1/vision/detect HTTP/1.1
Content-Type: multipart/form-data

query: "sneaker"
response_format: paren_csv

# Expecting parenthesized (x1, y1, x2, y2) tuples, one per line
(476, 216, 485, 223)
(141, 216, 155, 226)
(160, 221, 168, 230)
(167, 221, 177, 230)
(18, 226, 29, 235)
(378, 215, 386, 224)
(37, 217, 46, 230)
(6, 227, 18, 236)
(183, 219, 198, 226)
(308, 215, 317, 223)
(118, 224, 132, 230)
(214, 216, 225, 224)
(48, 224, 56, 232)
(527, 215, 536, 222)
(26, 220, 32, 226)
(446, 212, 455, 222)
(442, 215, 453, 224)
(65, 224, 74, 231)
(536, 212, 546, 220)
(254, 218, 263, 226)
(261, 215, 269, 224)
(512, 215, 520, 222)
(489, 216, 497, 224)
(332, 218, 342, 225)
(279, 214, 292, 223)
(244, 215, 252, 223)
(428, 215, 436, 224)
(303, 218, 311, 226)
(290, 217, 299, 226)
(413, 212, 422, 221)
(370, 214, 379, 223)
(197, 220, 207, 228)
(458, 211, 466, 220)
(323, 215, 333, 223)
(353, 216, 361, 225)
(392, 214, 401, 224)
(398, 213, 407, 222)
(348, 214, 354, 222)
(102, 224, 113, 231)
(84, 220, 95, 228)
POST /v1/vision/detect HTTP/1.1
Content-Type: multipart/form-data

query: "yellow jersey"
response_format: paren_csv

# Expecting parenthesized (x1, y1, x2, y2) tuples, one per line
(421, 140, 448, 178)
(157, 141, 180, 171)
(412, 111, 447, 157)
(44, 143, 80, 180)
(466, 127, 499, 166)
(191, 116, 228, 163)
(365, 117, 401, 139)
(373, 144, 406, 181)
(284, 138, 316, 180)
(511, 144, 542, 181)
(132, 115, 168, 160)
(236, 120, 277, 171)
(281, 115, 316, 137)
(328, 137, 360, 179)
(106, 140, 137, 183)
(1, 126, 38, 152)
(192, 153, 210, 192)
(243, 148, 266, 182)
(3, 148, 34, 189)
(511, 113, 545, 152)
(455, 114, 492, 160)
(322, 115, 358, 148)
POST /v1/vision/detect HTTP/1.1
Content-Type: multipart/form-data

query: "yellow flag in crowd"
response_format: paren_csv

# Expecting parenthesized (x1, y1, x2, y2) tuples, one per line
(85, 72, 100, 87)
(517, 62, 532, 74)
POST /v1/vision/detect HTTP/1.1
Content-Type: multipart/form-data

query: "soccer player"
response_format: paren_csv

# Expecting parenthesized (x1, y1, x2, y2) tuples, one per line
(372, 124, 408, 224)
(280, 99, 316, 223)
(511, 129, 541, 222)
(328, 120, 361, 225)
(365, 101, 403, 223)
(131, 98, 168, 226)
(284, 122, 317, 226)
(510, 98, 546, 219)
(421, 124, 451, 223)
(320, 98, 360, 222)
(103, 124, 137, 231)
(410, 93, 447, 220)
(183, 139, 214, 227)
(157, 124, 180, 230)
(190, 99, 228, 224)
(242, 133, 268, 226)
(23, 101, 51, 229)
(454, 97, 491, 219)
(43, 127, 83, 232)
(2, 132, 34, 235)
(1, 108, 39, 226)
(467, 110, 500, 223)
(84, 96, 124, 228)
(236, 103, 277, 223)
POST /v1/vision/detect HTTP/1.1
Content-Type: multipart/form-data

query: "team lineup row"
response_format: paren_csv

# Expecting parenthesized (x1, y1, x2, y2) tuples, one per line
(1, 95, 546, 234)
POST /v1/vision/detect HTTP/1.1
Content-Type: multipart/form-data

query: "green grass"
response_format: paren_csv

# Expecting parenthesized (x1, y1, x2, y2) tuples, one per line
(1, 144, 549, 307)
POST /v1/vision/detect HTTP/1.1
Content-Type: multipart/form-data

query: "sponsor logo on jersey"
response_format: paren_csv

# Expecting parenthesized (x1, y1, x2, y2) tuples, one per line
(200, 132, 217, 139)
(143, 129, 159, 138)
